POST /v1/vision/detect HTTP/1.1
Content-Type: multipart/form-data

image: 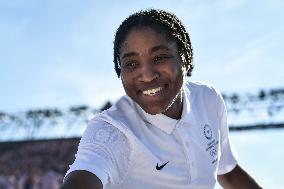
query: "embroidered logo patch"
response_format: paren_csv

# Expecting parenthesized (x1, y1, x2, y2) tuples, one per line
(156, 161, 169, 170)
(203, 124, 212, 140)
(203, 124, 219, 164)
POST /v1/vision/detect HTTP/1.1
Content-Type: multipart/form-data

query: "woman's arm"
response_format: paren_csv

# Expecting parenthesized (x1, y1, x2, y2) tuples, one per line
(217, 164, 262, 189)
(61, 170, 103, 189)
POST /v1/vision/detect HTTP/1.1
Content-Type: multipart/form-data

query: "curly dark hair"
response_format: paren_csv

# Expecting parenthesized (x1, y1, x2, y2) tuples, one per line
(113, 9, 194, 77)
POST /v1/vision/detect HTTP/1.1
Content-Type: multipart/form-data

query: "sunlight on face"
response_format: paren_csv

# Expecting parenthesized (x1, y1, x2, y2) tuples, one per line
(119, 27, 186, 119)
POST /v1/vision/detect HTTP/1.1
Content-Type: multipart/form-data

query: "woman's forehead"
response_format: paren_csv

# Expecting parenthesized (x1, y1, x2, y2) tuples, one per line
(122, 27, 175, 47)
(120, 27, 178, 57)
(123, 25, 171, 42)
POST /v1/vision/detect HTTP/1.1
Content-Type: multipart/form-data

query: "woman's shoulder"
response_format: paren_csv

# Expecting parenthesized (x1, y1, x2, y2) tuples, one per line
(185, 80, 222, 98)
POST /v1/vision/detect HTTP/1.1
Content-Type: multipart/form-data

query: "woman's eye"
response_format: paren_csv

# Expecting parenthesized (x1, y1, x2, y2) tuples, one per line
(122, 61, 138, 68)
(153, 55, 172, 64)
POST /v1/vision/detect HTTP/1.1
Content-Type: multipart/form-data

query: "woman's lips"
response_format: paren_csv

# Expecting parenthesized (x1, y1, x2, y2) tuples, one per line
(142, 86, 162, 96)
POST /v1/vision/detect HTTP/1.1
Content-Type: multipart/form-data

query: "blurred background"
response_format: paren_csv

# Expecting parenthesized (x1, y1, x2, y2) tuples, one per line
(0, 0, 283, 188)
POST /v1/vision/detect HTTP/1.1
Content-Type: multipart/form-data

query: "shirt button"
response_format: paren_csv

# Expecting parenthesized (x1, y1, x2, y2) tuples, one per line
(185, 141, 190, 147)
(176, 123, 181, 128)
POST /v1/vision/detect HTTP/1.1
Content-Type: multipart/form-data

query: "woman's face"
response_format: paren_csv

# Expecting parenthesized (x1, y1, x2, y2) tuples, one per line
(119, 27, 185, 119)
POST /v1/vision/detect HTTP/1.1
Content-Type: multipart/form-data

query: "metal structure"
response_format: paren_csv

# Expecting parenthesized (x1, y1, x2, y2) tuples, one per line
(1, 88, 284, 141)
(223, 88, 284, 130)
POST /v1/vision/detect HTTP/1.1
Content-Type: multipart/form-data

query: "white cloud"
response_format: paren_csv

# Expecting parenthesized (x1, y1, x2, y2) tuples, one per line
(43, 55, 124, 108)
(192, 27, 284, 92)
(230, 129, 284, 189)
(1, 0, 283, 111)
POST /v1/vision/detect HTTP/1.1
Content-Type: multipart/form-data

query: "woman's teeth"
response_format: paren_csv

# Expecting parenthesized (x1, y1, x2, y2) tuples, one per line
(142, 87, 162, 96)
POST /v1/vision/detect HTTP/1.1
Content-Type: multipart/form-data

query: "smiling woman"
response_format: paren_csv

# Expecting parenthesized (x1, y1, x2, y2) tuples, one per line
(119, 27, 185, 119)
(61, 9, 262, 189)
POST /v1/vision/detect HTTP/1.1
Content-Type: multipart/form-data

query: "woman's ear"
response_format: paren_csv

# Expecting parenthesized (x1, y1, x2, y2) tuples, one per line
(179, 50, 187, 65)
(179, 51, 189, 76)
(180, 52, 186, 64)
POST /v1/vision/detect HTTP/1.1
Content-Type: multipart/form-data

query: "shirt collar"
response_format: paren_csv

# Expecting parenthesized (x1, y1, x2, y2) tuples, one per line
(180, 83, 197, 126)
(134, 85, 191, 134)
(180, 84, 192, 123)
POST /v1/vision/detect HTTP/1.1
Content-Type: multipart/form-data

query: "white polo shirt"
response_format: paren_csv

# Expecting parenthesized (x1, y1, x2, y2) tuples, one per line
(65, 81, 237, 189)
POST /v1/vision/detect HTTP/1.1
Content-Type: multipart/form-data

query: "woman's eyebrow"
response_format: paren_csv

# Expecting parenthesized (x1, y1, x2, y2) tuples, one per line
(121, 44, 172, 60)
(121, 52, 138, 60)
(150, 44, 171, 53)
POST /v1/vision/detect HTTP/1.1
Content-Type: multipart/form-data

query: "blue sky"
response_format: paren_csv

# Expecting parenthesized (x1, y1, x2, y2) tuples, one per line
(215, 129, 284, 189)
(0, 2, 283, 188)
(1, 0, 283, 112)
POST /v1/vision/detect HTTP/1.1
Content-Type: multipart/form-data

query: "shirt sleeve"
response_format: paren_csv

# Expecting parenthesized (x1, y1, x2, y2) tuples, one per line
(215, 91, 238, 175)
(64, 119, 131, 186)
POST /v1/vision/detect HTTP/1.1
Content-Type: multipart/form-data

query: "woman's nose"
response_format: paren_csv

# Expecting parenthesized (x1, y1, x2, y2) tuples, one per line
(138, 64, 159, 82)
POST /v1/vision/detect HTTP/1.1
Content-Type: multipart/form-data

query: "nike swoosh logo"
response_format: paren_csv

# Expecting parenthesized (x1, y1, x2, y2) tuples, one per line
(156, 161, 169, 170)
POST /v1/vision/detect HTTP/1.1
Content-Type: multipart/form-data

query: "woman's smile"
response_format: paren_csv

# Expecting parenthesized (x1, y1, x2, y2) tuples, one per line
(119, 27, 185, 119)
(142, 86, 162, 96)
